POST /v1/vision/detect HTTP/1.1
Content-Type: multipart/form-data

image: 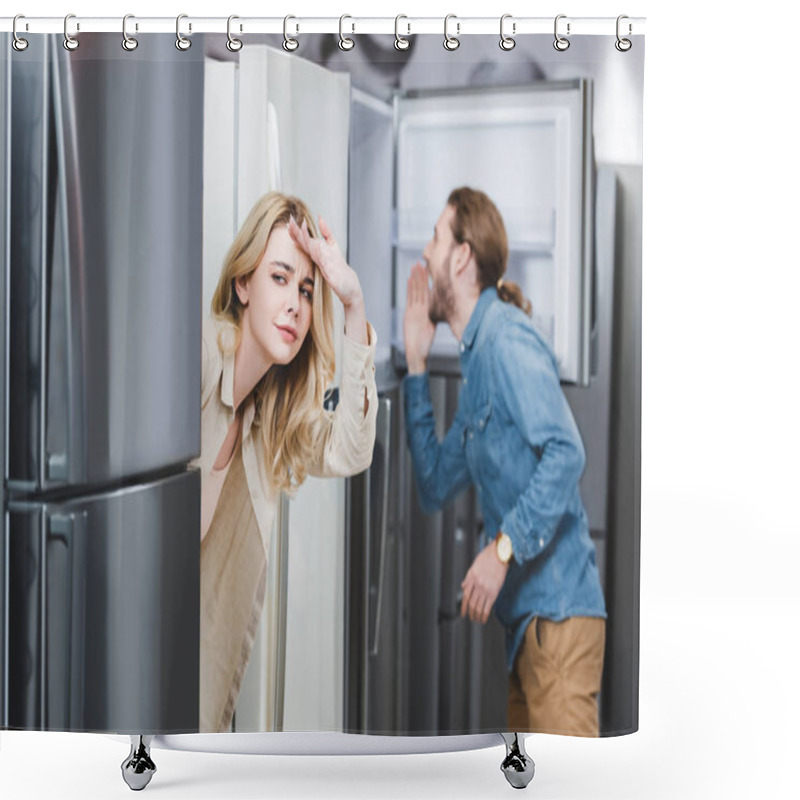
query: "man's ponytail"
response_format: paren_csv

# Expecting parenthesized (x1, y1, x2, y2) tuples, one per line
(497, 278, 532, 316)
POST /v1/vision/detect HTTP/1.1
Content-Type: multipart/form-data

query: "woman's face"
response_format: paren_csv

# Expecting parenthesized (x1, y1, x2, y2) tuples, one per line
(236, 223, 315, 366)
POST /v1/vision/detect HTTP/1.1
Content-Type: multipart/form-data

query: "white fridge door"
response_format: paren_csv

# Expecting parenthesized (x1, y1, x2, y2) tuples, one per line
(394, 82, 594, 385)
(232, 46, 352, 733)
(202, 58, 238, 315)
(348, 89, 395, 371)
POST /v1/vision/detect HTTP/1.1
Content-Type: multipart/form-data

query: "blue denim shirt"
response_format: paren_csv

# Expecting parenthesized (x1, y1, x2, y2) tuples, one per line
(402, 287, 606, 672)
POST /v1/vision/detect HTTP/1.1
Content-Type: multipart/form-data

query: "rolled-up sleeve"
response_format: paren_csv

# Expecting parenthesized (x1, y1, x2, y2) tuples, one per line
(306, 321, 379, 478)
(493, 322, 586, 565)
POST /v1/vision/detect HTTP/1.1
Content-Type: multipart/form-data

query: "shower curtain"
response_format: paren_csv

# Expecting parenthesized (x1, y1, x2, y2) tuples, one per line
(1, 23, 644, 742)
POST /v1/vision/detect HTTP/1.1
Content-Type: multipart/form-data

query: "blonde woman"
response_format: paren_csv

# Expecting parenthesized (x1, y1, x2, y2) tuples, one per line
(195, 192, 378, 732)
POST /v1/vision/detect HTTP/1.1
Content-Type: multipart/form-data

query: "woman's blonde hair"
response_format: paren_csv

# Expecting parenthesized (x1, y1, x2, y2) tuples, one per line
(211, 192, 336, 495)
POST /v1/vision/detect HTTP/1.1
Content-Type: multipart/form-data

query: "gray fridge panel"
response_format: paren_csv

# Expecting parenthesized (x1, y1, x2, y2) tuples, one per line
(345, 377, 507, 736)
(4, 468, 200, 732)
(6, 35, 203, 492)
(563, 166, 618, 539)
(345, 390, 408, 734)
(404, 375, 506, 735)
(1, 33, 9, 728)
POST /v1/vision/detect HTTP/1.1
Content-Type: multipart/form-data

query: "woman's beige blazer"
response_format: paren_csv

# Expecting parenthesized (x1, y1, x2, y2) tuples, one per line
(193, 315, 378, 731)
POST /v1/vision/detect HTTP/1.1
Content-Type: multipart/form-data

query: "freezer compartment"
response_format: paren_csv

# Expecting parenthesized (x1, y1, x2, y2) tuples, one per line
(4, 468, 200, 733)
(392, 82, 594, 385)
(6, 36, 203, 492)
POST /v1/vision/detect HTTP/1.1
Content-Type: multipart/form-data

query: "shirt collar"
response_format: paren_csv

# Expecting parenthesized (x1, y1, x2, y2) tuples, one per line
(460, 286, 498, 351)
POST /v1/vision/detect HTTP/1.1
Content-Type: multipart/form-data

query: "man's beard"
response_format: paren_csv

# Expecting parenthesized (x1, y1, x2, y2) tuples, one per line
(428, 257, 456, 325)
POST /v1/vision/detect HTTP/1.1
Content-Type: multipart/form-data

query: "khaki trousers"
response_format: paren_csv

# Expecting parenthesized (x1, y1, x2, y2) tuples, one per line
(507, 616, 606, 737)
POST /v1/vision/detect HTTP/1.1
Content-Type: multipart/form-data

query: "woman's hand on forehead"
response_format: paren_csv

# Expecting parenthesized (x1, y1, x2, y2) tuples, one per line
(288, 215, 363, 309)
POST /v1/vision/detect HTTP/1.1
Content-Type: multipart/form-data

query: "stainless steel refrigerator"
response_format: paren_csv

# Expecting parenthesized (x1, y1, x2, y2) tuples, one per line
(1, 34, 203, 733)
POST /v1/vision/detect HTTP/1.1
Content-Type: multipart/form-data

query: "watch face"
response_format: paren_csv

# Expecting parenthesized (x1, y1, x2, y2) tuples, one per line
(497, 535, 512, 563)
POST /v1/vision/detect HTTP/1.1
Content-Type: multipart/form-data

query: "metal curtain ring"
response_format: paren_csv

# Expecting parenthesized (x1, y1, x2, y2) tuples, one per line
(615, 15, 632, 52)
(176, 14, 191, 50)
(12, 14, 29, 52)
(63, 13, 79, 51)
(122, 14, 138, 51)
(499, 14, 515, 51)
(226, 15, 243, 52)
(339, 15, 355, 51)
(283, 15, 299, 52)
(394, 15, 410, 50)
(554, 14, 570, 51)
(443, 14, 460, 51)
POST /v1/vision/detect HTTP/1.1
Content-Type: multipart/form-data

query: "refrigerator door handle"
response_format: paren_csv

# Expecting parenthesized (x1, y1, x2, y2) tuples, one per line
(267, 101, 283, 192)
(45, 42, 85, 484)
(580, 80, 595, 386)
(1, 514, 6, 728)
(368, 397, 392, 657)
(43, 510, 86, 729)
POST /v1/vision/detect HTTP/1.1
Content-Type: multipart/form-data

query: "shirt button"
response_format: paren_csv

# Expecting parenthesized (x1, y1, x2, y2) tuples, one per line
(539, 537, 545, 548)
(462, 378, 467, 385)
(460, 343, 465, 352)
(469, 432, 474, 439)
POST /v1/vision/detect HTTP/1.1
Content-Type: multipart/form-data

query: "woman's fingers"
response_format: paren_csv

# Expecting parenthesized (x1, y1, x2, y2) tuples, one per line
(319, 215, 336, 247)
(300, 218, 313, 254)
(290, 216, 323, 269)
(288, 215, 314, 260)
(289, 215, 312, 252)
(289, 215, 354, 298)
(287, 215, 302, 246)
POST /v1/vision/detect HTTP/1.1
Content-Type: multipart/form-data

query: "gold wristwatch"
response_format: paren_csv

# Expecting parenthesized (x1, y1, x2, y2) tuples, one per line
(494, 531, 513, 565)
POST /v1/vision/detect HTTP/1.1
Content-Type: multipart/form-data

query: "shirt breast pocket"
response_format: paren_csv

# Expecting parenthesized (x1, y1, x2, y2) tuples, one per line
(468, 400, 502, 481)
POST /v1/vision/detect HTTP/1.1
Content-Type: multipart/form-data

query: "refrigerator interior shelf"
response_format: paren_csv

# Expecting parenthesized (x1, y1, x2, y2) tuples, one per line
(393, 240, 555, 258)
(396, 208, 556, 253)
